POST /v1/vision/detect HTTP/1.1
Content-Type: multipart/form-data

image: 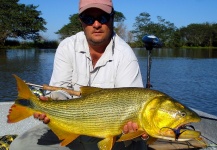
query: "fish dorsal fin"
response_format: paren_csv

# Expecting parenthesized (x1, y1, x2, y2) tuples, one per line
(13, 74, 36, 100)
(117, 130, 146, 142)
(80, 86, 102, 96)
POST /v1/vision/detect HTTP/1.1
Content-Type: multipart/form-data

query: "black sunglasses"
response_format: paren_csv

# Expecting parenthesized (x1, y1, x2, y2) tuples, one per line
(79, 11, 114, 25)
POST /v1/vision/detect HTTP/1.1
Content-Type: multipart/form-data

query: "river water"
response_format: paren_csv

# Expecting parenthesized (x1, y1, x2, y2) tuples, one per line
(0, 48, 217, 116)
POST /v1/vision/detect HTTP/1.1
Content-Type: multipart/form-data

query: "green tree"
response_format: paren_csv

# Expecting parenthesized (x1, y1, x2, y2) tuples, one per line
(212, 23, 217, 47)
(132, 12, 152, 47)
(169, 29, 182, 47)
(180, 23, 215, 47)
(156, 16, 177, 47)
(113, 11, 125, 22)
(56, 11, 126, 40)
(0, 0, 47, 46)
(113, 11, 127, 41)
(56, 14, 82, 40)
(114, 22, 127, 41)
(132, 12, 177, 47)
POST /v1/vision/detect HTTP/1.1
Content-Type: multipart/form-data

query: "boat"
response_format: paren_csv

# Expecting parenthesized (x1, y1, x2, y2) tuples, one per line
(0, 101, 217, 149)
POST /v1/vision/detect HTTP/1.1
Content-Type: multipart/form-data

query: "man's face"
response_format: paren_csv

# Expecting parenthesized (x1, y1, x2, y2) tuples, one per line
(80, 8, 113, 47)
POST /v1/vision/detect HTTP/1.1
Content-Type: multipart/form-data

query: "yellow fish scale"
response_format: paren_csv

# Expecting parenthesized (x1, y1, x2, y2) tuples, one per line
(32, 88, 161, 138)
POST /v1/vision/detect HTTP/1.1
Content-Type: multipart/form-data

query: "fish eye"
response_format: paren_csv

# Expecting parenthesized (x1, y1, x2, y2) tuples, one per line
(179, 111, 186, 117)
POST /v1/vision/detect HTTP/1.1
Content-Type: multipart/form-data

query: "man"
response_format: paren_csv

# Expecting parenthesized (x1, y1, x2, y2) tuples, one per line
(10, 0, 148, 149)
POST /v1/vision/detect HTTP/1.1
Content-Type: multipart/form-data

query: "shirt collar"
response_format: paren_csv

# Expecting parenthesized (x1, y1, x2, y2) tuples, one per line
(94, 35, 115, 68)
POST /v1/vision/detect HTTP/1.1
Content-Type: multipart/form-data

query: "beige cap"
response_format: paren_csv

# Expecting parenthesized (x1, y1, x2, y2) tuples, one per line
(79, 0, 113, 14)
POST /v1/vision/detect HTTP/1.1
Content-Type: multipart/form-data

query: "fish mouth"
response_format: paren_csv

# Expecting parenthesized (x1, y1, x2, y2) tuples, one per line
(159, 124, 201, 141)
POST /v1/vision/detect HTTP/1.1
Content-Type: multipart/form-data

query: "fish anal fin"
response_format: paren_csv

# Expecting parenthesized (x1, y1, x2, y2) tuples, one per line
(98, 137, 114, 150)
(60, 134, 79, 146)
(117, 130, 146, 142)
(146, 136, 157, 145)
(80, 86, 102, 96)
(48, 123, 79, 146)
(7, 104, 34, 123)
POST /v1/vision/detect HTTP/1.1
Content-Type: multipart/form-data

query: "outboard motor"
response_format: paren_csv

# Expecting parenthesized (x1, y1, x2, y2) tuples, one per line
(142, 35, 162, 88)
(142, 35, 162, 50)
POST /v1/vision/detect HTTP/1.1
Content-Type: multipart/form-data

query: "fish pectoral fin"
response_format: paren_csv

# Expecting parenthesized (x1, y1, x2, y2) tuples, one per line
(98, 137, 115, 150)
(60, 133, 79, 146)
(117, 130, 146, 142)
(7, 104, 34, 123)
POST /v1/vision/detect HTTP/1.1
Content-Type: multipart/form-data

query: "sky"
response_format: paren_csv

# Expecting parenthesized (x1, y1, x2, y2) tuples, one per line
(19, 0, 217, 40)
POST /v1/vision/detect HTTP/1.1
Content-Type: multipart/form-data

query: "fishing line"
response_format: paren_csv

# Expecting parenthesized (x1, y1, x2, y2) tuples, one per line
(200, 115, 217, 121)
(198, 135, 217, 147)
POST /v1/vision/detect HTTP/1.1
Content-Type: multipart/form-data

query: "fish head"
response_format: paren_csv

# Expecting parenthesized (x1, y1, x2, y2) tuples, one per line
(140, 95, 201, 141)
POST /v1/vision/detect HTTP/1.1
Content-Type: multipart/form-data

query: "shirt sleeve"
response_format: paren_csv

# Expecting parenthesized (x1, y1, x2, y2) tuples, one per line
(112, 34, 144, 88)
(115, 59, 144, 88)
(49, 40, 74, 89)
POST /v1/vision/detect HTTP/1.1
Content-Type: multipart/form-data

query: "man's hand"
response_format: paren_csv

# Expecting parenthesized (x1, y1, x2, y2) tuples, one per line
(123, 121, 149, 140)
(33, 90, 72, 124)
(33, 96, 50, 124)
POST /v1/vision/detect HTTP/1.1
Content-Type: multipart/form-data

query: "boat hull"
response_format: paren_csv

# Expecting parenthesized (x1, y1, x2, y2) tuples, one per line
(0, 102, 216, 149)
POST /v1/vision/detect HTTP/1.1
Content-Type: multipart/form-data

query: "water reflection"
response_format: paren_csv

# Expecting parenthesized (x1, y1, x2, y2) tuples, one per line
(0, 48, 217, 116)
(134, 48, 217, 58)
(0, 49, 55, 101)
(135, 48, 217, 116)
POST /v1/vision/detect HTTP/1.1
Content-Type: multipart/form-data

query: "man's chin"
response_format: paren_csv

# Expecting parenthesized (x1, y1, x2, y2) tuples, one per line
(89, 39, 106, 46)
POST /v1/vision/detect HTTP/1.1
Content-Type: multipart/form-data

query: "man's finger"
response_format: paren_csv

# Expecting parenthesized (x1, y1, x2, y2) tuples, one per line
(33, 113, 40, 119)
(132, 122, 138, 131)
(123, 124, 128, 134)
(43, 117, 50, 124)
(39, 96, 48, 101)
(38, 114, 46, 120)
(141, 134, 149, 140)
(127, 121, 134, 133)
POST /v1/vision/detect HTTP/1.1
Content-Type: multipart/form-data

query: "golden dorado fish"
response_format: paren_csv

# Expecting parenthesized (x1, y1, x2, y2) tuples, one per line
(7, 75, 201, 150)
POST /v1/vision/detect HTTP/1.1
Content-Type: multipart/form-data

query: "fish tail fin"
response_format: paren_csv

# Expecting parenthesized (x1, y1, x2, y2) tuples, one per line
(13, 74, 36, 100)
(7, 74, 37, 123)
(7, 104, 34, 123)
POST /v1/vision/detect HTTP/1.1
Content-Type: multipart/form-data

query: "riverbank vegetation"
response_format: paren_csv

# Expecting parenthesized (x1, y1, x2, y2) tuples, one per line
(1, 1, 217, 49)
(0, 0, 47, 48)
(3, 39, 59, 49)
